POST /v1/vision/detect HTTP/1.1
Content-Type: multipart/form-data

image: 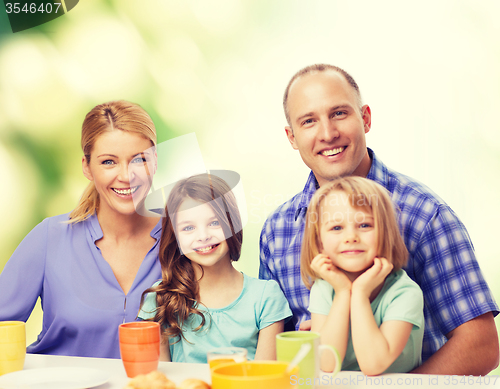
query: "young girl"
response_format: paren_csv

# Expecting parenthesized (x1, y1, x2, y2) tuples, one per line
(301, 176, 424, 375)
(139, 173, 291, 363)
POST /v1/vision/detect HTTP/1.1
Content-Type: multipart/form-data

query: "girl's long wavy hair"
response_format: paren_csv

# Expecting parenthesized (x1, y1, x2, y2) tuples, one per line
(301, 176, 408, 289)
(142, 173, 243, 343)
(69, 100, 156, 223)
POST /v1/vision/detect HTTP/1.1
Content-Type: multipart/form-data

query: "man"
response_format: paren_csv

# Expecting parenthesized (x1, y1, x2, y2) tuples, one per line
(259, 64, 499, 374)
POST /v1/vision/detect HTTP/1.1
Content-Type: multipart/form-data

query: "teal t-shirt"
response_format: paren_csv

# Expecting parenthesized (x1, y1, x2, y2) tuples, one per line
(308, 269, 424, 373)
(139, 272, 292, 363)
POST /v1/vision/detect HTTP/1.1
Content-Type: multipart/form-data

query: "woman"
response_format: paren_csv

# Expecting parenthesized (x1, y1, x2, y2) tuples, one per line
(0, 101, 162, 358)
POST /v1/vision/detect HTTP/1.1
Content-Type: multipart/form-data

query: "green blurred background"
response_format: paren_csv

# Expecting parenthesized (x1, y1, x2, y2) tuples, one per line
(1, 0, 499, 372)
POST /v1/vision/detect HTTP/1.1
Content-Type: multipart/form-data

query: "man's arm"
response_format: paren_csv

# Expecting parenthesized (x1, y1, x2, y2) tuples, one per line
(411, 312, 499, 375)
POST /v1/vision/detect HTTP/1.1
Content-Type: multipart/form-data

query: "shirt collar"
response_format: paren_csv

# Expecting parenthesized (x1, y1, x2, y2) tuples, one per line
(86, 212, 162, 242)
(87, 212, 104, 242)
(295, 148, 387, 221)
(365, 148, 389, 188)
(295, 171, 320, 221)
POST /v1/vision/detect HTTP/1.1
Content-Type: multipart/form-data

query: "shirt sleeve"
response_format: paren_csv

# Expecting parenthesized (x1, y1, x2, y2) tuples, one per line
(308, 279, 334, 316)
(0, 219, 48, 321)
(258, 279, 292, 329)
(258, 221, 275, 281)
(381, 277, 425, 329)
(412, 204, 498, 335)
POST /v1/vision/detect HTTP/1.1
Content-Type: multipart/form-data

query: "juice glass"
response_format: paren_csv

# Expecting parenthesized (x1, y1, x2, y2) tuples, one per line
(207, 347, 247, 369)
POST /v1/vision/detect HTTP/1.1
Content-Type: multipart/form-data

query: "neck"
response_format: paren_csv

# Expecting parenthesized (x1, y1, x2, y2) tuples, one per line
(194, 258, 240, 290)
(352, 149, 372, 178)
(97, 208, 159, 240)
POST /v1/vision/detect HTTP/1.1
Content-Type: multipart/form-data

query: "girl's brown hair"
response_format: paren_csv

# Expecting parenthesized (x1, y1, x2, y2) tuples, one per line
(69, 100, 156, 223)
(301, 176, 408, 289)
(143, 173, 243, 342)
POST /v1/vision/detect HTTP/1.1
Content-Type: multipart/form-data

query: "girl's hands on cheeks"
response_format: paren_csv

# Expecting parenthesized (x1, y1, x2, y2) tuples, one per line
(352, 257, 393, 298)
(311, 254, 351, 292)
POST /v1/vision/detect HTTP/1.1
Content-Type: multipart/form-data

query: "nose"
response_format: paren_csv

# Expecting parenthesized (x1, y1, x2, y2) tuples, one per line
(117, 162, 131, 183)
(196, 226, 211, 242)
(318, 117, 340, 143)
(344, 227, 359, 243)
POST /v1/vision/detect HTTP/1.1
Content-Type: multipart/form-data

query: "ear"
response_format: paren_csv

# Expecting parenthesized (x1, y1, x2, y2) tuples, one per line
(362, 104, 372, 134)
(285, 126, 299, 150)
(82, 156, 93, 181)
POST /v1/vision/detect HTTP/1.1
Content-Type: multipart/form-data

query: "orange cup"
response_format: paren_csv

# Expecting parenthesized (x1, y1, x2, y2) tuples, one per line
(119, 322, 160, 378)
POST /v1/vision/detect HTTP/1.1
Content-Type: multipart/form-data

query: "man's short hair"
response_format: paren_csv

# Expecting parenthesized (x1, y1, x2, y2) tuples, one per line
(283, 64, 363, 126)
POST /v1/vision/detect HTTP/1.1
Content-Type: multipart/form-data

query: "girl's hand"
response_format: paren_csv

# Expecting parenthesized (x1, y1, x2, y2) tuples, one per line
(311, 254, 351, 292)
(352, 257, 393, 298)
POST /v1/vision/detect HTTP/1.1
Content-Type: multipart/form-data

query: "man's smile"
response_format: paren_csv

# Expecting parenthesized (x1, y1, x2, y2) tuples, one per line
(320, 146, 346, 157)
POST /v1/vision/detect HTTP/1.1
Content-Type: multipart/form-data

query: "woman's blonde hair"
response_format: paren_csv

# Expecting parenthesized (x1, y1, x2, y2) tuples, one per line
(69, 101, 156, 223)
(301, 176, 408, 289)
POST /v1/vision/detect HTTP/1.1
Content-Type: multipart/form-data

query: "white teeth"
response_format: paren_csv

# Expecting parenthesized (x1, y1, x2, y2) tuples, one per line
(195, 244, 218, 253)
(113, 187, 138, 195)
(321, 147, 344, 156)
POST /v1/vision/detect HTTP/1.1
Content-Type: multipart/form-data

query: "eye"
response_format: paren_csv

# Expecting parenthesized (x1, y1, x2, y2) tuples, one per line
(209, 220, 220, 227)
(331, 225, 342, 231)
(181, 225, 194, 232)
(332, 111, 347, 118)
(131, 156, 147, 163)
(360, 223, 372, 229)
(101, 160, 115, 165)
(301, 118, 314, 126)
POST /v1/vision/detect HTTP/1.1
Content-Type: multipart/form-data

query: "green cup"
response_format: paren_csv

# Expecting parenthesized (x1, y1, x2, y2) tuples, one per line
(276, 331, 340, 386)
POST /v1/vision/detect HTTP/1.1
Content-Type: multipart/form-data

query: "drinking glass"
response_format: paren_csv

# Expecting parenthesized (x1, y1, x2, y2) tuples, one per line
(119, 322, 160, 378)
(0, 321, 26, 376)
(207, 347, 247, 369)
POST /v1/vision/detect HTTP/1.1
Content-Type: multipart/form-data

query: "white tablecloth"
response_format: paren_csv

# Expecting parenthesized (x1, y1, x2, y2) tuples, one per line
(1, 353, 497, 389)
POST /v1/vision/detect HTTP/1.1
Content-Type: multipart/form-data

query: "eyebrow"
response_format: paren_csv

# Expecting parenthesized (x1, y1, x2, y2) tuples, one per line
(176, 215, 218, 225)
(96, 152, 147, 158)
(295, 105, 353, 124)
(295, 112, 315, 124)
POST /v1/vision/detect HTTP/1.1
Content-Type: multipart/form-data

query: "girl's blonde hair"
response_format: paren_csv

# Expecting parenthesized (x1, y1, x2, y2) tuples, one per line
(301, 176, 408, 289)
(69, 101, 156, 223)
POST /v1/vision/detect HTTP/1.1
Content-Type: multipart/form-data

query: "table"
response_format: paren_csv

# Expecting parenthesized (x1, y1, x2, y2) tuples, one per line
(8, 354, 500, 388)
(21, 353, 211, 388)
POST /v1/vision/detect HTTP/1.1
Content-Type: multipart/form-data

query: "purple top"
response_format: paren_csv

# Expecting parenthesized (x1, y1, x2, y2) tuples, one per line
(0, 213, 161, 358)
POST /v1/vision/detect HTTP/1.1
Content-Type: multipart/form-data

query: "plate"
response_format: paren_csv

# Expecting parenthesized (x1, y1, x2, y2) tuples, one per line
(0, 366, 110, 389)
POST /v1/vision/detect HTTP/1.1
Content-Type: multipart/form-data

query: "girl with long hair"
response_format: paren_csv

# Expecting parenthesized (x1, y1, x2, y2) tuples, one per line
(139, 173, 291, 362)
(301, 176, 424, 375)
(0, 100, 161, 358)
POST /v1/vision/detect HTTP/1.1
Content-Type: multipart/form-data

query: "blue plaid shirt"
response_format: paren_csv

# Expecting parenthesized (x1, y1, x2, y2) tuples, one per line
(259, 148, 498, 362)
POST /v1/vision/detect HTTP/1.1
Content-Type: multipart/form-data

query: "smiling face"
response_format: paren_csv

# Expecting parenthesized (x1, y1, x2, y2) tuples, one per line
(174, 197, 231, 269)
(319, 191, 377, 279)
(82, 130, 156, 218)
(285, 70, 372, 187)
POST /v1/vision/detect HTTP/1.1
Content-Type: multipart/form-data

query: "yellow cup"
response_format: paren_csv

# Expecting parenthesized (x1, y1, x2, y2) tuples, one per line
(0, 321, 26, 376)
(207, 347, 247, 369)
(211, 361, 299, 389)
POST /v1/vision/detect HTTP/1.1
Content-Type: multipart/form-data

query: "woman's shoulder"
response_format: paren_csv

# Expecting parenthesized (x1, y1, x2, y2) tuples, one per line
(20, 213, 71, 239)
(44, 212, 95, 233)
